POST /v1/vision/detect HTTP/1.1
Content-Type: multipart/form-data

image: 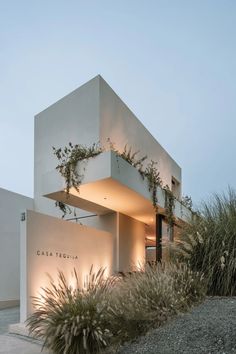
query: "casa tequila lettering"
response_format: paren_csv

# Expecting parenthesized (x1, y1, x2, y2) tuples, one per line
(36, 250, 78, 260)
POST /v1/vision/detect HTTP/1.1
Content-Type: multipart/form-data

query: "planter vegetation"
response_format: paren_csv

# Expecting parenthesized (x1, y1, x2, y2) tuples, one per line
(53, 141, 192, 226)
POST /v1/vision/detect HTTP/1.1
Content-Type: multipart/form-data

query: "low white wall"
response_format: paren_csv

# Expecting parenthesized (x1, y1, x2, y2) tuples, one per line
(0, 188, 33, 308)
(20, 210, 113, 322)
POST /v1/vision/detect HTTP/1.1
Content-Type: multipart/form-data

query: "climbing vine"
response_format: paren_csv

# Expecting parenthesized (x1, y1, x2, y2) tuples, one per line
(141, 160, 163, 212)
(52, 142, 103, 217)
(53, 142, 103, 194)
(163, 185, 175, 228)
(55, 201, 72, 219)
(106, 140, 163, 211)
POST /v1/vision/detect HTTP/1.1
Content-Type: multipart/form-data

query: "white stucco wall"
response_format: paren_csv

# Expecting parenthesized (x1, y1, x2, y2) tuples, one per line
(99, 76, 181, 191)
(0, 188, 33, 308)
(118, 213, 146, 272)
(80, 212, 118, 272)
(82, 212, 146, 273)
(20, 210, 113, 322)
(34, 76, 101, 215)
(66, 212, 146, 273)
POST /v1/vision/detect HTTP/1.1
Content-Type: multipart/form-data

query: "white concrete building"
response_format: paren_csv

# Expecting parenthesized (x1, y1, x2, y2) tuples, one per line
(0, 76, 191, 320)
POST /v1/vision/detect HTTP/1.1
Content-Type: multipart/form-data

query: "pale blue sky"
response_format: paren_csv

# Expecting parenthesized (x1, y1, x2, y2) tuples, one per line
(0, 1, 235, 205)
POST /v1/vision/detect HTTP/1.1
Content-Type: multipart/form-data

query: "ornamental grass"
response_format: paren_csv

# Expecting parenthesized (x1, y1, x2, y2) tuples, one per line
(27, 268, 114, 354)
(27, 263, 206, 353)
(109, 262, 206, 344)
(174, 188, 236, 296)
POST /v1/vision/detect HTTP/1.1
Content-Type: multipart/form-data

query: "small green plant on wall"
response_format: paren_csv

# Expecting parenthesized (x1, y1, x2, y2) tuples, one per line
(181, 194, 193, 211)
(55, 201, 72, 219)
(53, 142, 103, 194)
(163, 185, 175, 228)
(52, 142, 103, 217)
(106, 140, 163, 211)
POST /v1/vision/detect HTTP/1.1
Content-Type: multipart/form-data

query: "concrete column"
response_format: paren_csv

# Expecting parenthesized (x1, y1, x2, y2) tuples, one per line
(156, 213, 163, 262)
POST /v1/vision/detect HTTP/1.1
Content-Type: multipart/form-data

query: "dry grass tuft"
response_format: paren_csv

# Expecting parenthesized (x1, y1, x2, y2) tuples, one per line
(26, 264, 206, 353)
(174, 188, 236, 296)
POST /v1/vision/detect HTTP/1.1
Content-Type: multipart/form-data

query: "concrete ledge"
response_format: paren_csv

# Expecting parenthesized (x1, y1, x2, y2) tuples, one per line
(9, 322, 30, 337)
(0, 300, 20, 310)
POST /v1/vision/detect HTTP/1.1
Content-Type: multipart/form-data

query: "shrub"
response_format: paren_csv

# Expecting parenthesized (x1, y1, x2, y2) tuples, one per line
(109, 263, 206, 343)
(26, 268, 114, 354)
(175, 188, 236, 296)
(26, 264, 206, 352)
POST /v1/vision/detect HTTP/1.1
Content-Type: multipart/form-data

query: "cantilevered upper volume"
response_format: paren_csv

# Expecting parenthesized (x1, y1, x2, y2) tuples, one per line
(43, 150, 190, 228)
(34, 75, 181, 216)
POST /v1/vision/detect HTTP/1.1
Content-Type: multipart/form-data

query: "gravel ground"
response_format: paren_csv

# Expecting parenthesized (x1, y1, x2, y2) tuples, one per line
(118, 297, 236, 354)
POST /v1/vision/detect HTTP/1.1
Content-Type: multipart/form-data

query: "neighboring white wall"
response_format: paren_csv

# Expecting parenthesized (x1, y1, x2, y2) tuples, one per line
(0, 188, 33, 308)
(99, 76, 182, 192)
(34, 76, 101, 215)
(118, 213, 145, 272)
(20, 210, 113, 322)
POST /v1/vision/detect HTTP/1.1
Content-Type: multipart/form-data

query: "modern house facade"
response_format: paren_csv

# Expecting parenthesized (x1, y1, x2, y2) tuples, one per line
(0, 76, 191, 322)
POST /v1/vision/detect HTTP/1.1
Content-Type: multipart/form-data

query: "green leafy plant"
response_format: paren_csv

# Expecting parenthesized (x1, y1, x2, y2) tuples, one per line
(106, 140, 163, 212)
(116, 144, 147, 170)
(53, 142, 103, 218)
(53, 142, 103, 195)
(55, 201, 72, 219)
(107, 142, 177, 225)
(174, 188, 236, 296)
(141, 160, 163, 212)
(106, 139, 148, 172)
(164, 185, 175, 228)
(181, 195, 193, 210)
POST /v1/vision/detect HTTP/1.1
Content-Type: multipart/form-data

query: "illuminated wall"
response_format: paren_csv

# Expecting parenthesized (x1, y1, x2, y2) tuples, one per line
(82, 212, 146, 273)
(20, 210, 113, 322)
(118, 213, 146, 271)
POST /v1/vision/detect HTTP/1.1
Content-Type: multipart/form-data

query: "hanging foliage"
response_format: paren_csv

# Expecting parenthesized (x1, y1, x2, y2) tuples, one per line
(53, 141, 191, 227)
(163, 185, 175, 229)
(53, 142, 103, 195)
(181, 195, 193, 211)
(55, 201, 72, 219)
